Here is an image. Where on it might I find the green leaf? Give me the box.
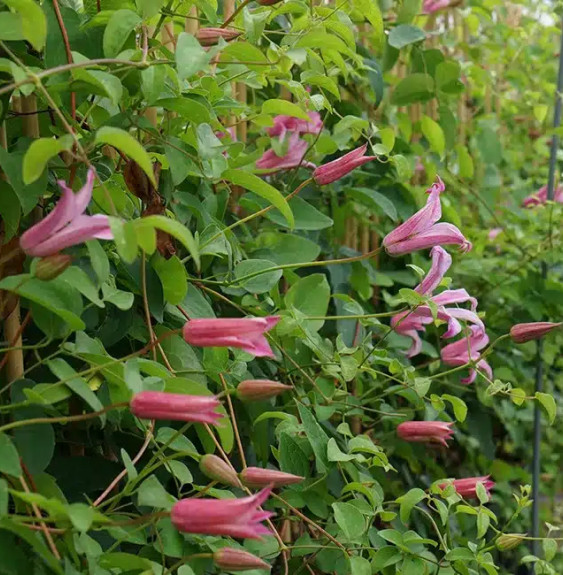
[234,259,282,294]
[152,255,188,305]
[99,553,153,572]
[0,180,20,240]
[396,488,426,524]
[371,546,403,570]
[477,510,490,538]
[543,538,557,562]
[401,556,425,575]
[96,127,155,185]
[176,32,210,79]
[87,240,110,286]
[436,61,464,93]
[442,394,467,422]
[279,433,310,477]
[421,115,445,157]
[332,502,365,540]
[223,169,294,227]
[348,187,398,221]
[137,475,176,510]
[0,479,7,517]
[67,503,95,532]
[285,274,330,332]
[327,438,355,462]
[59,266,104,308]
[0,274,85,330]
[397,0,422,24]
[353,0,383,48]
[0,433,22,477]
[391,74,434,105]
[157,97,212,124]
[167,460,193,485]
[535,392,556,424]
[262,99,310,120]
[103,9,141,57]
[446,548,475,562]
[456,144,474,178]
[109,218,138,264]
[297,403,329,473]
[72,69,123,106]
[388,25,425,49]
[141,64,166,104]
[252,232,320,265]
[0,13,24,41]
[136,0,165,19]
[134,215,200,270]
[295,30,350,55]
[2,0,46,50]
[349,556,371,575]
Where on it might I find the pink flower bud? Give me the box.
[439,476,495,499]
[200,454,241,487]
[509,322,562,344]
[236,379,292,401]
[240,467,304,488]
[312,144,376,186]
[213,548,270,571]
[397,421,454,446]
[197,27,241,47]
[34,254,73,281]
[130,391,221,425]
[258,0,282,5]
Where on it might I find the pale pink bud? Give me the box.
[313,144,376,186]
[171,488,273,539]
[200,454,241,487]
[183,316,280,357]
[34,254,73,281]
[240,467,304,488]
[439,476,495,499]
[397,421,454,446]
[130,391,221,425]
[509,322,561,344]
[213,548,270,571]
[197,27,241,47]
[496,534,527,551]
[236,380,292,401]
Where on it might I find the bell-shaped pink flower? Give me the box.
[197,27,241,47]
[130,391,221,424]
[397,421,454,446]
[313,144,376,186]
[522,185,563,207]
[268,112,322,142]
[171,488,273,539]
[256,134,315,172]
[213,548,270,571]
[240,467,304,488]
[382,177,471,255]
[236,379,292,401]
[20,168,113,257]
[423,0,451,14]
[440,325,492,384]
[183,316,280,357]
[510,322,561,343]
[440,476,495,499]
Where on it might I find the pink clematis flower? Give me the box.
[397,421,454,446]
[313,144,377,186]
[240,467,304,488]
[391,247,482,357]
[510,322,562,343]
[268,112,322,142]
[20,168,113,257]
[440,325,492,384]
[423,0,451,14]
[256,134,315,172]
[183,316,280,357]
[522,185,563,207]
[440,476,495,499]
[130,391,222,424]
[382,177,471,255]
[171,488,273,539]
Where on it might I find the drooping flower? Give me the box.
[171,488,273,539]
[522,184,563,207]
[397,421,454,446]
[268,112,322,142]
[240,467,304,488]
[197,27,241,47]
[423,0,451,14]
[200,454,242,487]
[313,144,377,186]
[183,316,280,357]
[415,246,452,296]
[213,548,270,571]
[130,391,221,424]
[382,177,471,255]
[440,476,495,499]
[20,168,113,257]
[509,322,562,344]
[440,325,492,384]
[236,379,292,401]
[256,134,315,172]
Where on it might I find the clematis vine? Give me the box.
[20,168,113,257]
[130,391,222,424]
[382,177,471,255]
[440,325,492,384]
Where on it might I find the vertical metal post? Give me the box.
[531,19,563,557]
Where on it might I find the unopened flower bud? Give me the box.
[213,548,270,571]
[34,254,72,281]
[236,379,292,402]
[258,0,283,4]
[496,533,526,551]
[197,27,241,47]
[240,467,304,488]
[312,144,376,186]
[200,454,241,487]
[510,322,561,344]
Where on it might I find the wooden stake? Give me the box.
[185,6,199,34]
